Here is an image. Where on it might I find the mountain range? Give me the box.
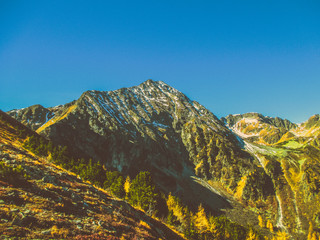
[4,79,320,239]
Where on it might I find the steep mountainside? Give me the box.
[291,114,320,146]
[225,113,320,239]
[7,80,320,239]
[9,81,273,210]
[0,110,185,239]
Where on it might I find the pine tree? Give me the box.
[246,228,259,240]
[308,222,314,240]
[166,193,185,223]
[274,231,290,240]
[195,204,209,234]
[104,171,121,189]
[127,171,158,212]
[267,220,274,232]
[208,215,218,237]
[110,176,125,198]
[258,214,264,228]
[124,176,131,195]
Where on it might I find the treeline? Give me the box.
[22,135,264,240]
[22,136,163,213]
[166,193,264,240]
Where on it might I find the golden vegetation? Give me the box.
[234,175,247,199]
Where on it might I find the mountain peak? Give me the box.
[144,78,157,84]
[138,79,175,91]
[303,114,320,129]
[6,80,320,239]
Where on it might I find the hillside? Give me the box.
[225,113,320,239]
[7,80,320,239]
[0,110,185,239]
[8,80,271,211]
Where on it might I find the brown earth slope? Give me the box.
[0,110,185,239]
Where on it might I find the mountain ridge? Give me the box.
[5,79,320,239]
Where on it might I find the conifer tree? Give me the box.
[246,228,259,240]
[258,214,264,228]
[308,222,314,240]
[267,220,274,232]
[124,176,131,195]
[110,175,125,198]
[195,204,209,234]
[127,171,158,212]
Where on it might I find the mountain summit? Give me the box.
[8,80,260,211]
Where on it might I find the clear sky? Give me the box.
[1,1,319,123]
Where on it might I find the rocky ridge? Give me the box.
[222,113,297,145]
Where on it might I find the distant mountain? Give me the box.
[7,80,320,239]
[302,114,320,129]
[222,112,297,145]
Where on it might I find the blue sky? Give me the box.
[1,1,319,123]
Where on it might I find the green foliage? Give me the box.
[166,192,263,240]
[209,215,249,240]
[167,210,180,226]
[21,133,264,239]
[0,161,29,186]
[23,135,72,168]
[103,171,121,189]
[104,171,125,198]
[303,159,320,195]
[184,218,198,240]
[22,134,107,186]
[183,210,198,240]
[50,146,69,166]
[127,171,158,212]
[21,132,129,199]
[23,135,51,156]
[73,158,106,186]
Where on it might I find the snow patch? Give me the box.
[151,121,169,129]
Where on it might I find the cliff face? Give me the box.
[7,80,320,239]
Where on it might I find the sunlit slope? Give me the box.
[226,112,320,238]
[7,80,320,239]
[0,110,186,239]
